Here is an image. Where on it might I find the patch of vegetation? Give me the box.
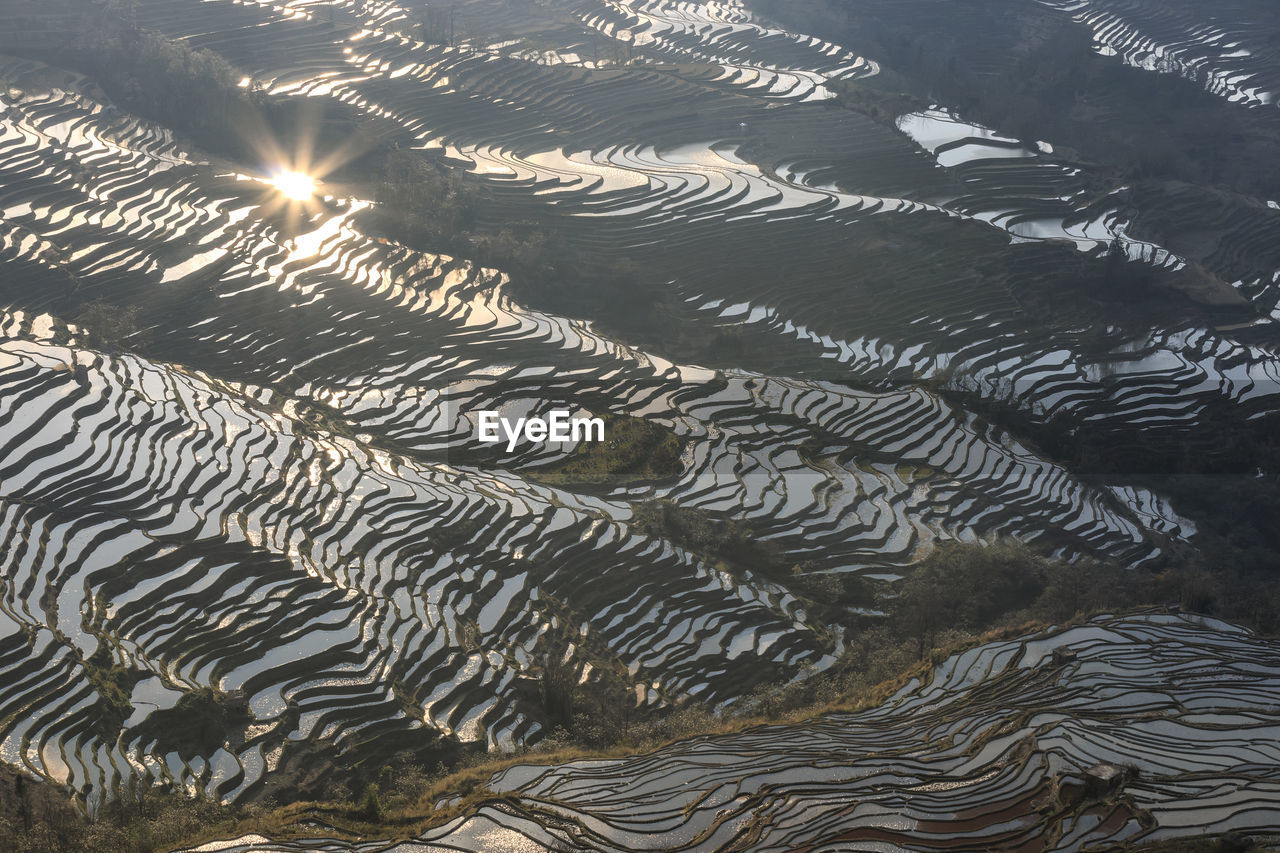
[936,366,1280,591]
[687,544,1280,731]
[358,783,383,822]
[893,541,1115,655]
[71,299,144,352]
[0,764,91,853]
[618,508,1280,716]
[0,760,258,853]
[629,500,872,614]
[526,595,640,749]
[78,594,145,732]
[526,414,682,487]
[130,687,251,758]
[1129,836,1267,853]
[79,632,145,738]
[368,150,480,254]
[631,500,782,574]
[365,171,668,331]
[249,722,459,812]
[1147,475,1280,597]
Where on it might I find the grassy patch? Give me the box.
[631,499,776,565]
[1128,837,1271,853]
[82,645,143,738]
[71,300,145,353]
[131,687,251,758]
[525,414,682,487]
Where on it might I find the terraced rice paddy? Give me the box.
[0,0,1278,837]
[185,613,1280,850]
[107,0,1280,442]
[1039,0,1280,107]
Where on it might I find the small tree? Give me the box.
[359,783,382,821]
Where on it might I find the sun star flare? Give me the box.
[271,169,316,201]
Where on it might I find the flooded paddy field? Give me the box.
[0,0,1279,848]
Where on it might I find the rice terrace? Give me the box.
[0,0,1279,850]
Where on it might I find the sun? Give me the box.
[271,170,316,201]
